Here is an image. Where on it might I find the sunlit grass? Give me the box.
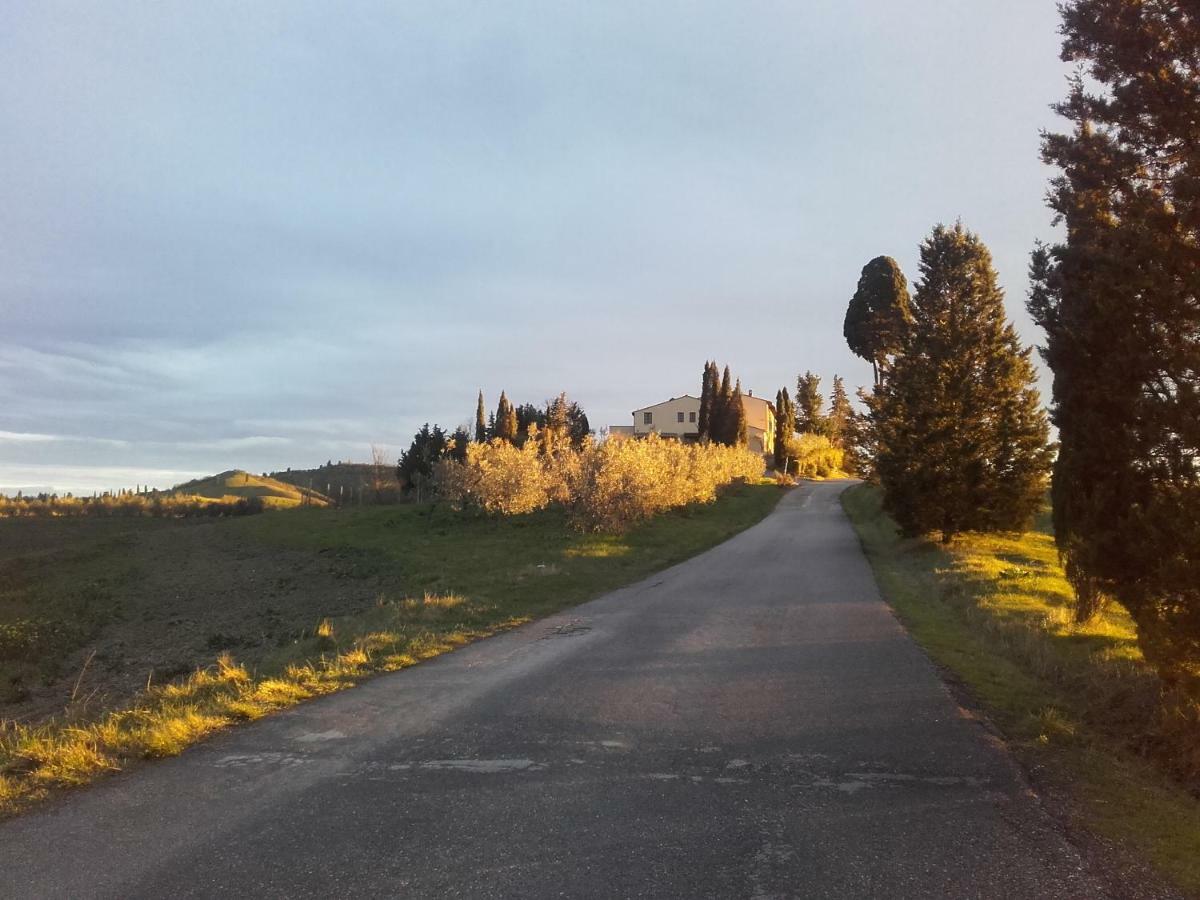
[0,482,783,818]
[842,484,1200,896]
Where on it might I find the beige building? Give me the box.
[624,392,776,456]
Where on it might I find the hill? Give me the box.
[170,470,330,508]
[269,462,400,504]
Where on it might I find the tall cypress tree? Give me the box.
[715,365,734,445]
[844,256,913,386]
[872,223,1052,542]
[698,361,717,440]
[474,391,487,443]
[731,380,748,448]
[774,387,795,469]
[494,391,518,444]
[1029,0,1200,696]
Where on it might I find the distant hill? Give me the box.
[170,470,331,509]
[269,462,400,504]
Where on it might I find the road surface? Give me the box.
[0,482,1115,898]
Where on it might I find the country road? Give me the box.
[0,482,1116,898]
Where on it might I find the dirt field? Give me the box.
[0,515,398,725]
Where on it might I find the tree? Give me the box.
[474,391,487,443]
[1028,1,1200,698]
[713,365,734,445]
[698,361,718,440]
[449,426,471,463]
[494,391,518,443]
[871,223,1052,542]
[773,388,795,470]
[795,371,825,435]
[844,256,913,386]
[514,402,545,445]
[731,380,748,447]
[397,424,449,496]
[827,376,854,456]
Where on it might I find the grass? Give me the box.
[842,483,1200,897]
[170,469,329,508]
[0,480,783,816]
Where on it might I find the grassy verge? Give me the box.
[0,481,783,816]
[842,483,1200,896]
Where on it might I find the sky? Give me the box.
[1,1,1069,494]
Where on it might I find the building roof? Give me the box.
[631,394,699,415]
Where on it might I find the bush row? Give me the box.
[436,432,764,532]
[0,494,266,519]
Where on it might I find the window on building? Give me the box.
[677,412,685,423]
[689,411,697,423]
[643,412,653,425]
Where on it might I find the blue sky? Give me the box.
[2,1,1067,493]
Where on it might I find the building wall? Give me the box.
[632,395,701,438]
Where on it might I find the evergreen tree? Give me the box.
[773,387,795,470]
[1029,0,1200,696]
[494,391,518,443]
[715,365,734,445]
[449,426,471,463]
[698,361,718,440]
[844,256,913,386]
[474,391,487,443]
[872,223,1052,542]
[514,402,545,445]
[795,371,825,435]
[827,376,854,453]
[397,423,449,490]
[731,380,748,448]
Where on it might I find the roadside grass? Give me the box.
[0,481,783,816]
[842,483,1200,896]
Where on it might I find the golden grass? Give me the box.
[842,484,1200,896]
[0,604,493,816]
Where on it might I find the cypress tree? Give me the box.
[494,391,518,444]
[731,380,748,448]
[715,365,734,445]
[872,223,1052,542]
[698,361,717,440]
[1029,0,1200,697]
[795,371,825,435]
[844,256,913,386]
[474,391,487,443]
[773,387,795,470]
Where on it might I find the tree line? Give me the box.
[843,0,1200,726]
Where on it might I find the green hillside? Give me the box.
[270,462,400,504]
[170,470,329,508]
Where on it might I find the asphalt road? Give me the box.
[0,482,1117,898]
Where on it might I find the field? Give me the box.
[0,481,783,814]
[842,484,1200,897]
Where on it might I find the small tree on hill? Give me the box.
[871,223,1052,542]
[844,255,913,386]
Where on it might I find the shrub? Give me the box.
[437,433,764,532]
[788,433,844,478]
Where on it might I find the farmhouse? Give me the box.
[621,393,776,456]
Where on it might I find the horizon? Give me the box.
[3,2,1066,494]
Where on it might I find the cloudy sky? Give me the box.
[2,1,1066,493]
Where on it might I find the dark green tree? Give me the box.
[494,391,518,444]
[844,256,913,386]
[474,391,487,443]
[731,380,748,448]
[871,223,1052,542]
[514,402,545,445]
[714,365,734,445]
[1028,0,1200,699]
[795,371,826,435]
[397,423,449,491]
[773,387,795,470]
[698,361,718,440]
[449,426,471,463]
